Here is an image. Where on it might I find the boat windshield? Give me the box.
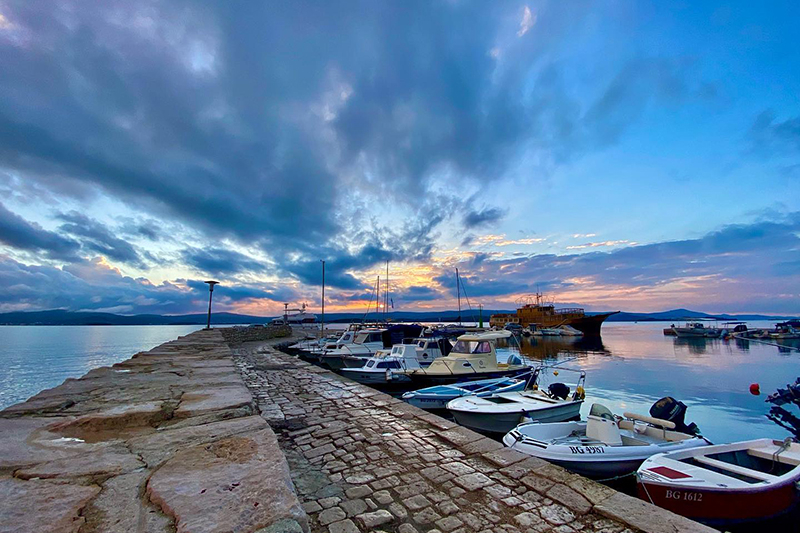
[451,340,492,354]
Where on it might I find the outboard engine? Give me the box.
[650,397,700,435]
[548,382,570,400]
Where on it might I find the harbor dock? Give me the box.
[0,328,715,533]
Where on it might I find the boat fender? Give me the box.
[633,421,648,434]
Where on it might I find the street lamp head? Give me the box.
[204,280,219,292]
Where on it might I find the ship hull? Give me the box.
[564,312,619,337]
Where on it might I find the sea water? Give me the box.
[0,325,203,409]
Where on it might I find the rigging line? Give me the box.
[459,274,478,323]
[362,277,378,323]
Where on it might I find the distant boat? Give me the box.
[637,438,800,526]
[489,292,618,336]
[271,303,317,325]
[671,322,721,338]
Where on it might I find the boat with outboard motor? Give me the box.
[399,330,531,386]
[672,322,721,338]
[402,374,533,410]
[636,438,800,526]
[447,366,586,434]
[503,397,709,478]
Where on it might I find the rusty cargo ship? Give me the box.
[489,295,618,337]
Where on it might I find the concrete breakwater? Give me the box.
[0,329,714,533]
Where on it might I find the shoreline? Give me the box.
[0,327,714,533]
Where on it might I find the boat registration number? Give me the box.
[568,446,605,454]
[665,490,703,502]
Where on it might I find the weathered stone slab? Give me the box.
[0,417,97,472]
[14,445,143,481]
[80,471,173,533]
[128,415,267,468]
[146,428,307,533]
[173,386,253,418]
[594,492,717,533]
[0,477,100,533]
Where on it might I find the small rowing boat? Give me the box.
[636,438,800,526]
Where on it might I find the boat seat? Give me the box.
[747,447,800,466]
[586,415,622,446]
[693,456,779,481]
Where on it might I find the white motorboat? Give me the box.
[402,374,532,410]
[636,438,800,526]
[447,366,585,434]
[400,331,531,386]
[503,399,710,478]
[340,344,432,385]
[320,328,388,369]
[672,322,721,338]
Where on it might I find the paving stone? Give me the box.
[453,472,493,491]
[413,506,443,524]
[389,502,408,519]
[356,509,394,528]
[319,496,342,508]
[547,484,592,515]
[302,501,323,513]
[438,500,460,515]
[539,504,576,526]
[340,498,368,517]
[398,524,420,533]
[440,461,475,475]
[374,489,393,505]
[345,485,372,499]
[319,507,347,525]
[328,518,359,533]
[435,515,464,532]
[404,494,431,511]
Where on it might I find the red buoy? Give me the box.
[749,383,760,395]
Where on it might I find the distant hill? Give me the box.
[0,308,795,326]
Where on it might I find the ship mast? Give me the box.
[456,267,461,325]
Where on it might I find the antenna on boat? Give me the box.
[320,260,325,339]
[385,260,389,321]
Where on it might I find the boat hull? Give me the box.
[565,312,618,337]
[320,354,368,370]
[636,478,800,525]
[405,368,529,387]
[451,401,581,435]
[339,369,410,385]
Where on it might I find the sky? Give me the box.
[0,1,798,317]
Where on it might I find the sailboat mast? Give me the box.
[320,260,325,338]
[385,261,389,320]
[456,267,461,325]
[376,276,380,322]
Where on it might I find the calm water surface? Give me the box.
[498,321,800,444]
[0,325,203,409]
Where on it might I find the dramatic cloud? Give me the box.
[0,2,796,315]
[0,203,80,260]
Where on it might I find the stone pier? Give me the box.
[0,329,715,533]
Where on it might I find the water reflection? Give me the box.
[487,322,800,444]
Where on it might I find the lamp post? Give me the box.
[204,281,219,330]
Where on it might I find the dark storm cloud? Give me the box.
[0,0,713,292]
[0,203,80,260]
[181,247,268,277]
[0,255,293,314]
[57,212,146,267]
[463,207,505,229]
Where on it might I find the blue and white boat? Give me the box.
[401,374,532,410]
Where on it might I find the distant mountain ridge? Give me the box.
[0,308,795,325]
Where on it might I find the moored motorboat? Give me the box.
[672,322,721,338]
[447,367,585,434]
[401,374,531,410]
[636,438,800,525]
[503,398,709,478]
[321,324,424,370]
[399,331,531,386]
[340,344,429,385]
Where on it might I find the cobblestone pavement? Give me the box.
[233,342,711,533]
